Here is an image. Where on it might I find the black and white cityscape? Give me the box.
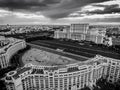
[0,0,120,90]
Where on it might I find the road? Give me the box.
[29,40,120,59]
[27,43,89,62]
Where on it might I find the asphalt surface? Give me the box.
[28,40,120,60]
[27,43,89,61]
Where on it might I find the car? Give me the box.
[79,43,84,45]
[56,48,64,52]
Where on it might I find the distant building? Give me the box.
[90,24,120,28]
[103,36,113,46]
[112,37,120,45]
[54,26,70,39]
[0,36,9,47]
[69,23,89,40]
[86,27,106,44]
[54,23,89,41]
[54,23,107,44]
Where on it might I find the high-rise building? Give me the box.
[54,26,70,39]
[54,23,107,44]
[86,27,106,44]
[54,23,89,41]
[69,24,89,40]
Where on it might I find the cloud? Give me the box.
[0,0,110,19]
[14,12,45,19]
[86,4,120,15]
[95,0,120,6]
[64,13,120,20]
[0,0,61,12]
[42,0,111,19]
[1,12,120,25]
[1,0,120,25]
[0,9,12,17]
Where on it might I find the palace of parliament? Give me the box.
[0,23,120,90]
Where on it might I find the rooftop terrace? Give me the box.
[13,67,31,79]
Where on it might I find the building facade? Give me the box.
[54,23,89,41]
[54,26,70,39]
[86,27,106,44]
[69,24,89,41]
[4,55,120,90]
[0,37,26,69]
[54,23,107,44]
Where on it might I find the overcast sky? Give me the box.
[0,0,120,25]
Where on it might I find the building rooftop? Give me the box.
[13,67,31,79]
[31,69,44,74]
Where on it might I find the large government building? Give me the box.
[54,24,106,44]
[54,23,120,45]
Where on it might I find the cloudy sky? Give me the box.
[0,0,120,25]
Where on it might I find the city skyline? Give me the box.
[0,0,120,25]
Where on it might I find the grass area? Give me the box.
[30,39,120,59]
[22,48,78,66]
